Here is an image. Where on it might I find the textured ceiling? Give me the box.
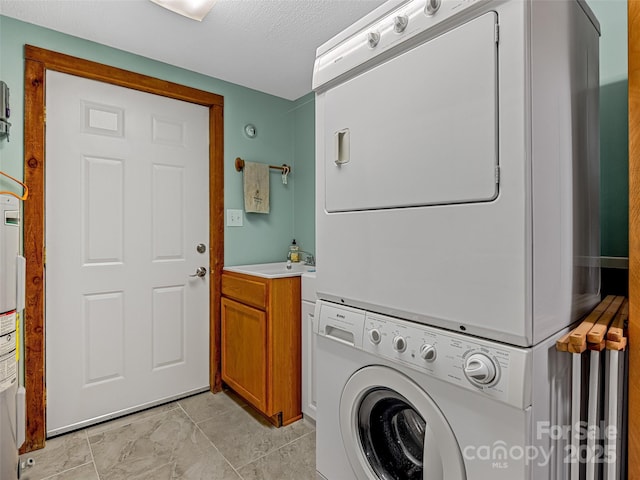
[0,0,387,100]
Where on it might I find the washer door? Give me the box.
[340,366,466,480]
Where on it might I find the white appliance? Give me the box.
[313,0,601,346]
[0,194,25,480]
[315,300,572,480]
[0,196,19,313]
[301,271,317,421]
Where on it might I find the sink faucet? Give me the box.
[299,251,315,266]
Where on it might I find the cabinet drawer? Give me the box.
[222,273,267,310]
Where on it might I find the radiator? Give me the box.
[556,295,628,480]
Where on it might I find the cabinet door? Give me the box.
[221,297,268,412]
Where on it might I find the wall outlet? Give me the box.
[227,209,243,227]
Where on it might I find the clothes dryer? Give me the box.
[315,300,575,480]
[313,0,601,346]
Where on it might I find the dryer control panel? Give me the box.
[313,0,492,90]
[316,300,531,409]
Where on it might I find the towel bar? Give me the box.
[235,157,291,174]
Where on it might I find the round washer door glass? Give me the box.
[358,388,426,479]
[340,366,466,480]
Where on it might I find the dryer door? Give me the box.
[340,366,466,480]
[322,11,499,212]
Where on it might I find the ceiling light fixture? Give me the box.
[149,0,218,21]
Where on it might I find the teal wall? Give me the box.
[587,1,629,258]
[0,15,317,267]
[292,93,316,258]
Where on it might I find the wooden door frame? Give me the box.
[630,1,639,476]
[22,45,224,452]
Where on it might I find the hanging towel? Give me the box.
[243,161,270,214]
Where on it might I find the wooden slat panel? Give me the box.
[556,331,572,352]
[557,296,624,354]
[606,337,628,351]
[586,296,625,344]
[587,339,606,352]
[569,295,615,345]
[607,300,629,342]
[568,341,587,355]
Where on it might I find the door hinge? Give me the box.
[495,24,500,44]
[495,166,501,184]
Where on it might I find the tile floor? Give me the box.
[20,390,316,480]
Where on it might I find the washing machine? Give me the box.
[315,300,573,480]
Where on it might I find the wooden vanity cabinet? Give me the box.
[221,271,302,426]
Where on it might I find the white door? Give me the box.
[45,71,210,436]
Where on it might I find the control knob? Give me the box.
[464,353,497,386]
[419,344,437,362]
[367,31,381,48]
[368,328,382,345]
[425,0,441,16]
[394,15,409,33]
[392,335,407,353]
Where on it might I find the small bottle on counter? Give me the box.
[288,239,300,263]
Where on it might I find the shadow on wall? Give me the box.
[600,79,629,259]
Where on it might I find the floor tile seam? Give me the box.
[269,428,316,453]
[86,404,182,438]
[36,460,96,480]
[224,404,283,471]
[214,407,316,471]
[230,428,315,472]
[176,402,198,424]
[191,413,245,479]
[84,428,102,479]
[180,405,245,432]
[177,399,247,425]
[232,450,268,472]
[239,430,315,468]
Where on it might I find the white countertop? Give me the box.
[224,261,316,279]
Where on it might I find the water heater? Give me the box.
[0,194,23,480]
[1,195,19,313]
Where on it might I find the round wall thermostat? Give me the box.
[244,124,257,138]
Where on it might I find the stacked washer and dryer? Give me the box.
[312,0,601,479]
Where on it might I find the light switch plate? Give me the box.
[227,209,243,227]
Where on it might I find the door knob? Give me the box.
[189,267,207,278]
